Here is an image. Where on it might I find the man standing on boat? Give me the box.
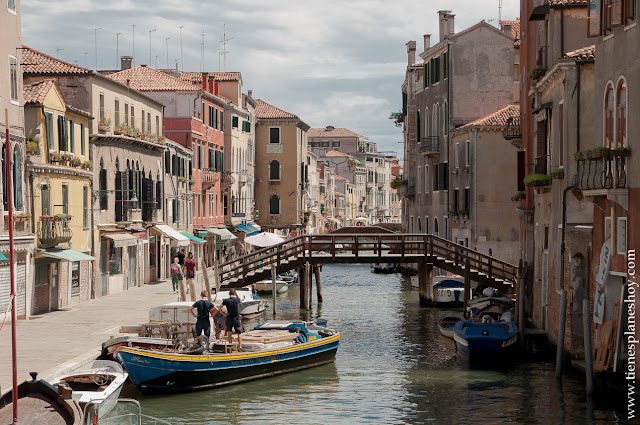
[190,291,216,339]
[221,288,243,348]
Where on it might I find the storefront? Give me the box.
[151,225,191,281]
[100,232,138,295]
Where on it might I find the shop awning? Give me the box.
[196,229,209,238]
[235,223,260,236]
[181,232,206,244]
[103,232,138,247]
[0,252,9,261]
[154,225,190,247]
[41,248,95,262]
[207,227,237,241]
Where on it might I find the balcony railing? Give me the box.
[238,169,249,186]
[419,136,440,155]
[221,171,234,188]
[575,151,629,191]
[38,217,73,248]
[502,115,522,140]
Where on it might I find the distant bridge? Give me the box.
[218,234,519,295]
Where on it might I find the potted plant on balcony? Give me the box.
[528,65,547,81]
[460,210,469,219]
[26,139,40,155]
[523,173,552,187]
[551,167,564,179]
[82,160,92,169]
[53,213,72,221]
[98,117,111,132]
[390,178,406,190]
[613,146,631,158]
[511,191,526,202]
[574,151,588,161]
[49,152,61,163]
[5,213,30,222]
[71,156,82,167]
[588,146,612,159]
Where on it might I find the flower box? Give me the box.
[551,168,564,179]
[613,147,631,158]
[523,173,552,187]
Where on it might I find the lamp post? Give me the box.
[94,27,102,70]
[148,29,156,66]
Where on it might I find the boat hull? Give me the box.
[117,334,340,394]
[254,280,290,294]
[453,321,518,359]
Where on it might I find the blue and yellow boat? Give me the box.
[116,320,340,394]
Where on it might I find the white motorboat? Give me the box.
[50,360,127,419]
[254,279,291,294]
[433,275,465,307]
[212,287,267,318]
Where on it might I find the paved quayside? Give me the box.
[0,281,175,393]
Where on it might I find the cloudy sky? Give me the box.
[22,0,519,158]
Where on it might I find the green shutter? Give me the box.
[443,52,448,79]
[232,116,238,128]
[423,64,427,88]
[202,102,206,123]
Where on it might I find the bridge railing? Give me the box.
[218,234,518,285]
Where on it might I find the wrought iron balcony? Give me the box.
[419,136,440,155]
[575,150,630,191]
[502,115,522,141]
[38,216,73,248]
[238,169,249,187]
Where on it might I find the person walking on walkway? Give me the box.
[170,257,182,293]
[184,252,197,301]
[190,291,216,339]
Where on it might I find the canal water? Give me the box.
[122,264,628,424]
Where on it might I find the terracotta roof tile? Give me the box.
[66,104,92,118]
[179,71,240,84]
[23,79,56,104]
[308,127,366,138]
[324,150,352,158]
[500,19,521,46]
[255,99,298,119]
[108,65,202,91]
[548,0,588,5]
[22,45,93,75]
[564,44,595,60]
[457,105,520,130]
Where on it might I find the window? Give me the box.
[208,105,214,127]
[80,123,85,155]
[269,160,280,180]
[559,102,564,167]
[156,115,160,135]
[57,115,68,151]
[625,0,636,24]
[617,217,627,254]
[425,216,429,234]
[423,63,429,88]
[114,99,120,127]
[321,141,330,148]
[332,140,340,147]
[9,56,18,102]
[83,185,89,229]
[410,216,414,233]
[454,142,460,169]
[99,94,105,119]
[71,262,80,295]
[124,103,129,125]
[589,0,603,36]
[417,217,422,233]
[464,187,470,215]
[434,217,439,236]
[45,112,54,150]
[269,127,280,144]
[605,84,615,148]
[147,112,151,133]
[243,120,250,132]
[130,105,135,128]
[209,194,214,217]
[108,242,122,275]
[269,194,280,214]
[41,185,51,216]
[220,111,224,131]
[232,116,239,128]
[465,140,470,167]
[61,183,69,215]
[141,109,145,133]
[8,0,16,10]
[99,164,108,210]
[12,149,22,210]
[202,102,206,123]
[454,188,459,212]
[69,120,75,153]
[616,79,627,148]
[425,165,429,193]
[443,51,448,79]
[444,101,448,135]
[610,0,623,27]
[590,0,636,36]
[417,166,421,193]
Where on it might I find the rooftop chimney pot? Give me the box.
[120,56,133,71]
[406,40,417,65]
[438,10,455,41]
[423,35,431,52]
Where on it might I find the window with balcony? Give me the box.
[147,112,151,133]
[269,194,280,214]
[114,99,120,127]
[616,79,627,148]
[605,84,615,148]
[124,103,129,125]
[41,185,51,216]
[99,94,105,119]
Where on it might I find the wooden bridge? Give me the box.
[217,234,519,302]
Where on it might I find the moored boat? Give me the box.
[453,320,519,358]
[212,287,267,318]
[253,279,291,294]
[0,373,83,425]
[438,311,466,339]
[116,320,340,394]
[432,276,465,307]
[49,360,127,420]
[102,336,174,361]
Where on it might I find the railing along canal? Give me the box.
[219,234,518,285]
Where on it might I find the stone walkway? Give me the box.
[0,280,179,393]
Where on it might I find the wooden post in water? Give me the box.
[304,262,311,310]
[201,259,212,302]
[299,266,307,309]
[418,262,429,307]
[463,258,471,315]
[517,260,525,349]
[271,265,278,316]
[314,265,323,303]
[426,264,434,303]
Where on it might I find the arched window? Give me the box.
[269,160,280,180]
[424,107,429,138]
[13,148,22,210]
[604,84,615,148]
[616,79,627,148]
[434,217,439,236]
[269,194,280,214]
[425,216,429,234]
[417,217,422,233]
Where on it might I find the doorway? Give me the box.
[128,246,137,288]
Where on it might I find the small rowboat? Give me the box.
[254,279,291,294]
[438,311,466,339]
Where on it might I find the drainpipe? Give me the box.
[560,9,565,57]
[556,182,577,377]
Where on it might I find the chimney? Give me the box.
[502,23,512,35]
[326,125,335,131]
[406,41,417,65]
[438,10,455,41]
[214,81,220,96]
[120,56,133,71]
[423,35,431,52]
[126,79,130,87]
[201,72,208,91]
[247,90,253,98]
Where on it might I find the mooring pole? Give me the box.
[6,119,18,423]
[517,260,525,350]
[304,262,311,310]
[271,265,277,316]
[463,258,471,315]
[314,265,323,303]
[299,266,306,309]
[418,262,429,307]
[201,259,212,302]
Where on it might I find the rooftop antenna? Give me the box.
[165,37,170,68]
[218,23,234,72]
[56,47,63,59]
[83,52,88,68]
[94,28,102,70]
[116,32,122,69]
[131,24,136,67]
[179,25,184,71]
[499,0,503,23]
[200,28,206,72]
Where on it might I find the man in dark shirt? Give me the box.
[190,291,216,339]
[176,249,186,266]
[222,288,243,347]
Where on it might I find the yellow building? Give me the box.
[24,79,95,314]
